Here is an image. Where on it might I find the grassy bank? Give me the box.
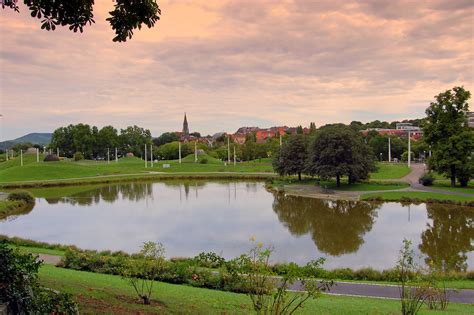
[6,237,473,290]
[369,163,411,180]
[362,191,474,204]
[39,264,473,314]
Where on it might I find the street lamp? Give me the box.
[379,152,382,162]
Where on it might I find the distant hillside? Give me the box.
[0,133,52,150]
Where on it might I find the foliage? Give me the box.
[423,86,474,187]
[397,239,430,315]
[153,132,179,147]
[50,123,152,159]
[193,252,225,268]
[121,242,166,305]
[73,152,84,161]
[273,134,307,180]
[0,241,78,314]
[7,190,35,204]
[231,240,332,314]
[199,158,208,164]
[306,125,375,186]
[418,173,435,186]
[43,154,59,161]
[2,0,161,42]
[156,141,194,160]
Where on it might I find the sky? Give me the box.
[1,0,473,140]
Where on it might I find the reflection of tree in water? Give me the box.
[419,203,473,272]
[45,182,154,205]
[272,193,379,256]
[0,203,35,221]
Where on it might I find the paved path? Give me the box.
[37,254,474,304]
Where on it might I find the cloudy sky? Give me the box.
[1,0,473,140]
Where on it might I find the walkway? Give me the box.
[37,254,474,304]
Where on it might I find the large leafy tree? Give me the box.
[2,0,161,42]
[273,134,308,181]
[423,86,474,187]
[153,132,179,147]
[307,125,375,187]
[119,125,152,157]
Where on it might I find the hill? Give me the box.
[0,133,52,150]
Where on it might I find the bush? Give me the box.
[419,173,435,186]
[73,152,84,161]
[200,158,208,164]
[7,190,35,204]
[0,241,77,314]
[44,154,59,162]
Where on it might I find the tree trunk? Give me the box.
[336,175,340,187]
[298,172,301,181]
[142,295,150,305]
[450,165,456,187]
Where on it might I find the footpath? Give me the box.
[37,254,474,304]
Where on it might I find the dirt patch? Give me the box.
[116,294,165,308]
[75,294,164,314]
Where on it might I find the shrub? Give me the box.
[73,152,84,161]
[200,158,208,164]
[7,190,35,204]
[419,173,435,186]
[0,241,77,314]
[43,154,59,162]
[121,242,166,305]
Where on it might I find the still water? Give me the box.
[1,180,473,271]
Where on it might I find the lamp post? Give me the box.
[179,141,182,164]
[388,137,391,162]
[379,152,382,162]
[407,131,411,168]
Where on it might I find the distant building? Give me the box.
[182,113,189,138]
[467,112,474,128]
[396,122,421,131]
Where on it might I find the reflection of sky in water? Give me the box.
[1,181,472,270]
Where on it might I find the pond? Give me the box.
[1,180,473,271]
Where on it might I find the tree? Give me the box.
[2,0,161,42]
[273,134,308,180]
[119,125,152,157]
[97,125,119,157]
[309,122,317,135]
[153,132,179,147]
[306,125,375,187]
[423,87,474,187]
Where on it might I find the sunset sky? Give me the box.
[1,0,473,140]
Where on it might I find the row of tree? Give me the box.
[50,124,152,159]
[274,125,375,186]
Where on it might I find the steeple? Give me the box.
[182,112,189,137]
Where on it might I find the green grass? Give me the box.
[323,181,409,191]
[369,163,411,179]
[431,182,474,195]
[18,245,65,257]
[362,191,474,203]
[0,154,274,185]
[38,264,473,314]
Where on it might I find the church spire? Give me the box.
[182,112,189,137]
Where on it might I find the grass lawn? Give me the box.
[0,154,274,184]
[431,182,474,195]
[361,191,474,203]
[39,264,473,314]
[323,181,409,191]
[369,163,411,180]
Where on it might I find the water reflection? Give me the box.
[0,203,35,222]
[419,203,474,272]
[272,193,380,256]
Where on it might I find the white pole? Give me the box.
[279,134,282,147]
[115,147,118,162]
[408,131,411,168]
[429,145,432,158]
[5,150,8,161]
[36,148,39,163]
[150,144,153,167]
[388,137,391,162]
[227,136,230,164]
[20,150,23,166]
[107,148,110,164]
[233,145,236,166]
[179,142,182,164]
[194,141,197,162]
[144,144,148,168]
[57,148,59,158]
